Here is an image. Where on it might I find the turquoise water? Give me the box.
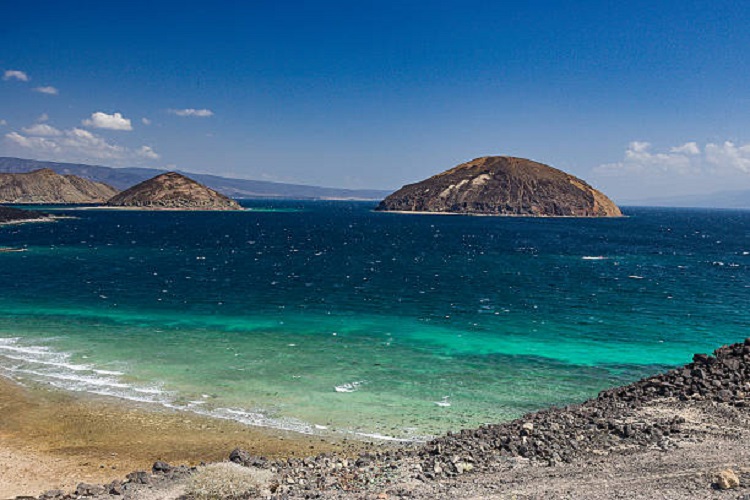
[0,202,748,440]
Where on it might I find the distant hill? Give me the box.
[0,168,118,203]
[622,190,750,209]
[378,156,622,217]
[108,172,243,210]
[0,157,389,201]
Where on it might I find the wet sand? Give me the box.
[0,377,362,498]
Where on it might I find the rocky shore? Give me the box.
[0,206,52,225]
[14,339,750,499]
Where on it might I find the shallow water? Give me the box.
[0,202,748,440]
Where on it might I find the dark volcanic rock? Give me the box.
[0,206,50,224]
[107,172,242,210]
[0,168,118,204]
[377,156,622,217]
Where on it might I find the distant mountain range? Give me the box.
[622,190,750,209]
[0,157,390,201]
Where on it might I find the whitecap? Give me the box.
[334,381,364,393]
[434,396,451,407]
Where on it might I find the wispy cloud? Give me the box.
[21,124,62,136]
[168,108,214,117]
[137,145,160,159]
[705,141,750,173]
[5,124,159,163]
[0,119,7,126]
[141,117,152,125]
[595,140,750,177]
[33,86,59,95]
[82,111,133,131]
[3,70,29,82]
[37,113,49,123]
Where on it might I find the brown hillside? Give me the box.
[107,172,242,210]
[0,169,119,204]
[377,156,621,217]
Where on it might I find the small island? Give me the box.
[0,206,53,225]
[377,156,622,217]
[107,172,243,210]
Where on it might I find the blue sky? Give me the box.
[1,1,749,201]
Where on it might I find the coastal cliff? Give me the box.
[0,168,118,204]
[377,156,622,217]
[107,172,243,210]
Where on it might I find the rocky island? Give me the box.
[377,156,622,217]
[0,206,52,225]
[0,169,118,204]
[106,172,243,210]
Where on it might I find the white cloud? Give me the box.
[596,141,705,176]
[5,126,159,164]
[168,108,214,117]
[598,140,750,178]
[6,131,62,153]
[22,124,62,136]
[137,145,160,159]
[82,111,133,131]
[705,141,750,173]
[37,113,49,123]
[0,119,7,126]
[32,86,59,95]
[141,117,151,125]
[3,70,29,82]
[593,139,750,200]
[669,142,700,155]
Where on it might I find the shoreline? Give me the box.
[375,209,628,218]
[0,215,71,227]
[6,338,750,498]
[0,377,369,498]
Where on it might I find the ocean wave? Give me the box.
[334,380,365,393]
[0,337,423,442]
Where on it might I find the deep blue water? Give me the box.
[0,202,748,440]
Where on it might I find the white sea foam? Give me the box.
[0,337,170,405]
[582,256,607,260]
[434,396,451,407]
[0,337,423,443]
[352,431,421,443]
[334,381,364,393]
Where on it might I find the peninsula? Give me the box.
[377,156,622,217]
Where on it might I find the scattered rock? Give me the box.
[152,460,172,473]
[715,468,740,490]
[75,483,105,496]
[125,470,151,484]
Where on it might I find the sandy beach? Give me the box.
[0,378,363,499]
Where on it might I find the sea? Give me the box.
[0,202,748,441]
